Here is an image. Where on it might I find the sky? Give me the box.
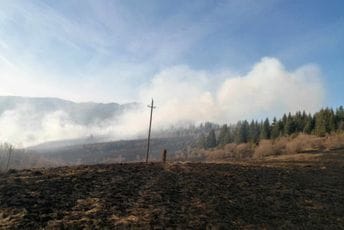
[0,0,343,125]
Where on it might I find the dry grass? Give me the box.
[324,133,344,150]
[204,133,344,161]
[235,143,254,159]
[204,149,226,161]
[255,133,344,158]
[224,143,237,158]
[264,153,323,162]
[253,140,274,159]
[286,134,324,153]
[206,143,253,161]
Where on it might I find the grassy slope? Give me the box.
[0,154,343,229]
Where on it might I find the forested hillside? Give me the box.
[198,106,344,149]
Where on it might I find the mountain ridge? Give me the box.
[0,95,140,126]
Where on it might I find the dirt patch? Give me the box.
[0,160,343,229]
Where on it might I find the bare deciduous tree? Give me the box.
[0,143,15,172]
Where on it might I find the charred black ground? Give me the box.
[0,156,343,229]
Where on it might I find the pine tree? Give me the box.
[271,117,280,139]
[260,118,271,139]
[314,108,335,136]
[204,122,214,132]
[235,121,249,143]
[255,121,261,142]
[280,113,287,136]
[294,111,302,132]
[226,126,234,143]
[206,130,217,148]
[304,114,315,134]
[329,109,336,133]
[197,133,207,149]
[284,113,296,135]
[217,124,229,146]
[301,111,308,131]
[249,120,260,143]
[336,106,344,131]
[277,119,284,136]
[315,109,326,136]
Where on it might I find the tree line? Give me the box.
[198,106,344,149]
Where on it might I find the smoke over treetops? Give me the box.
[0,57,325,147]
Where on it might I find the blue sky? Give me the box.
[0,0,343,107]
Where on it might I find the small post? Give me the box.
[162,149,167,164]
[146,99,156,163]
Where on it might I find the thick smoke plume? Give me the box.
[120,57,324,132]
[0,57,325,147]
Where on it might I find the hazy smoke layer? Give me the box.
[0,57,325,147]
[121,57,324,131]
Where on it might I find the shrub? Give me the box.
[224,143,236,158]
[286,133,325,154]
[324,133,344,150]
[253,140,274,159]
[272,137,288,155]
[205,149,226,161]
[235,143,253,159]
[205,143,253,161]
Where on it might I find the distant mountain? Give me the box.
[0,96,140,126]
[26,135,108,152]
[0,96,202,149]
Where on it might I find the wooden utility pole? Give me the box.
[146,99,156,163]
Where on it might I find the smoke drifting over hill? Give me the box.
[0,57,324,147]
[121,57,325,134]
[0,98,142,147]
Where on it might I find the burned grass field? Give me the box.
[0,157,343,229]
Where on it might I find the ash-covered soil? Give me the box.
[0,160,343,229]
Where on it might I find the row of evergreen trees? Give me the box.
[198,106,344,149]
